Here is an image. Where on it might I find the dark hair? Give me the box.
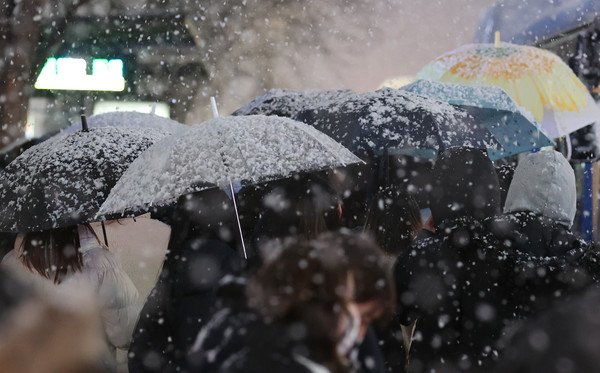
[364,187,422,256]
[316,230,396,320]
[171,187,240,253]
[249,230,395,325]
[253,173,341,244]
[18,225,92,284]
[247,239,349,372]
[430,147,501,226]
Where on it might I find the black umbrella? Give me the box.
[232,88,358,117]
[0,126,168,233]
[294,87,502,159]
[59,111,186,136]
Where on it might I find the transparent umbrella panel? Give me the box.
[97,115,362,219]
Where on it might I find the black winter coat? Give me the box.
[218,319,338,373]
[190,304,386,373]
[489,212,600,320]
[393,217,507,372]
[127,238,241,373]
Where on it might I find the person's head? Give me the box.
[171,187,239,252]
[19,225,87,284]
[247,238,349,368]
[249,230,393,345]
[254,173,342,244]
[504,150,576,228]
[364,186,422,257]
[430,147,501,228]
[316,230,395,341]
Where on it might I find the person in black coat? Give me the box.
[128,188,243,373]
[392,147,506,372]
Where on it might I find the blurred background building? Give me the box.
[3,0,496,143]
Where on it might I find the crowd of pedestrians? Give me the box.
[1,146,600,373]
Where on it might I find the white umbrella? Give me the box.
[97,115,361,219]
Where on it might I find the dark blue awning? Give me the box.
[474,0,600,45]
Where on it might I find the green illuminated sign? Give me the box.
[35,57,125,91]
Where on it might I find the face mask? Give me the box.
[336,313,361,357]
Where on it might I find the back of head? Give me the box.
[364,187,422,256]
[253,173,341,244]
[430,147,501,226]
[171,188,238,251]
[504,150,576,228]
[19,226,84,284]
[248,239,347,321]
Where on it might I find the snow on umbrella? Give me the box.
[0,127,168,233]
[97,115,361,218]
[416,39,600,139]
[293,87,502,159]
[400,80,556,160]
[59,111,186,136]
[232,88,359,117]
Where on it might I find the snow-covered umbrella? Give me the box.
[400,80,556,160]
[232,88,359,117]
[416,39,600,140]
[97,115,361,220]
[0,126,169,233]
[294,87,502,159]
[59,111,186,136]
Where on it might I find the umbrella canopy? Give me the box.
[416,42,600,139]
[400,80,556,160]
[293,87,502,159]
[0,127,168,233]
[232,88,358,117]
[97,115,361,218]
[59,111,185,136]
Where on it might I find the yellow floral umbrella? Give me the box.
[417,39,600,139]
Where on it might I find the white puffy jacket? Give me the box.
[1,226,141,349]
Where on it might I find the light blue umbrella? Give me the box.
[400,79,556,160]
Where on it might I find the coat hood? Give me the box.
[504,150,576,227]
[430,147,501,228]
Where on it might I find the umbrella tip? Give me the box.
[495,31,500,48]
[210,97,219,118]
[81,115,89,132]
